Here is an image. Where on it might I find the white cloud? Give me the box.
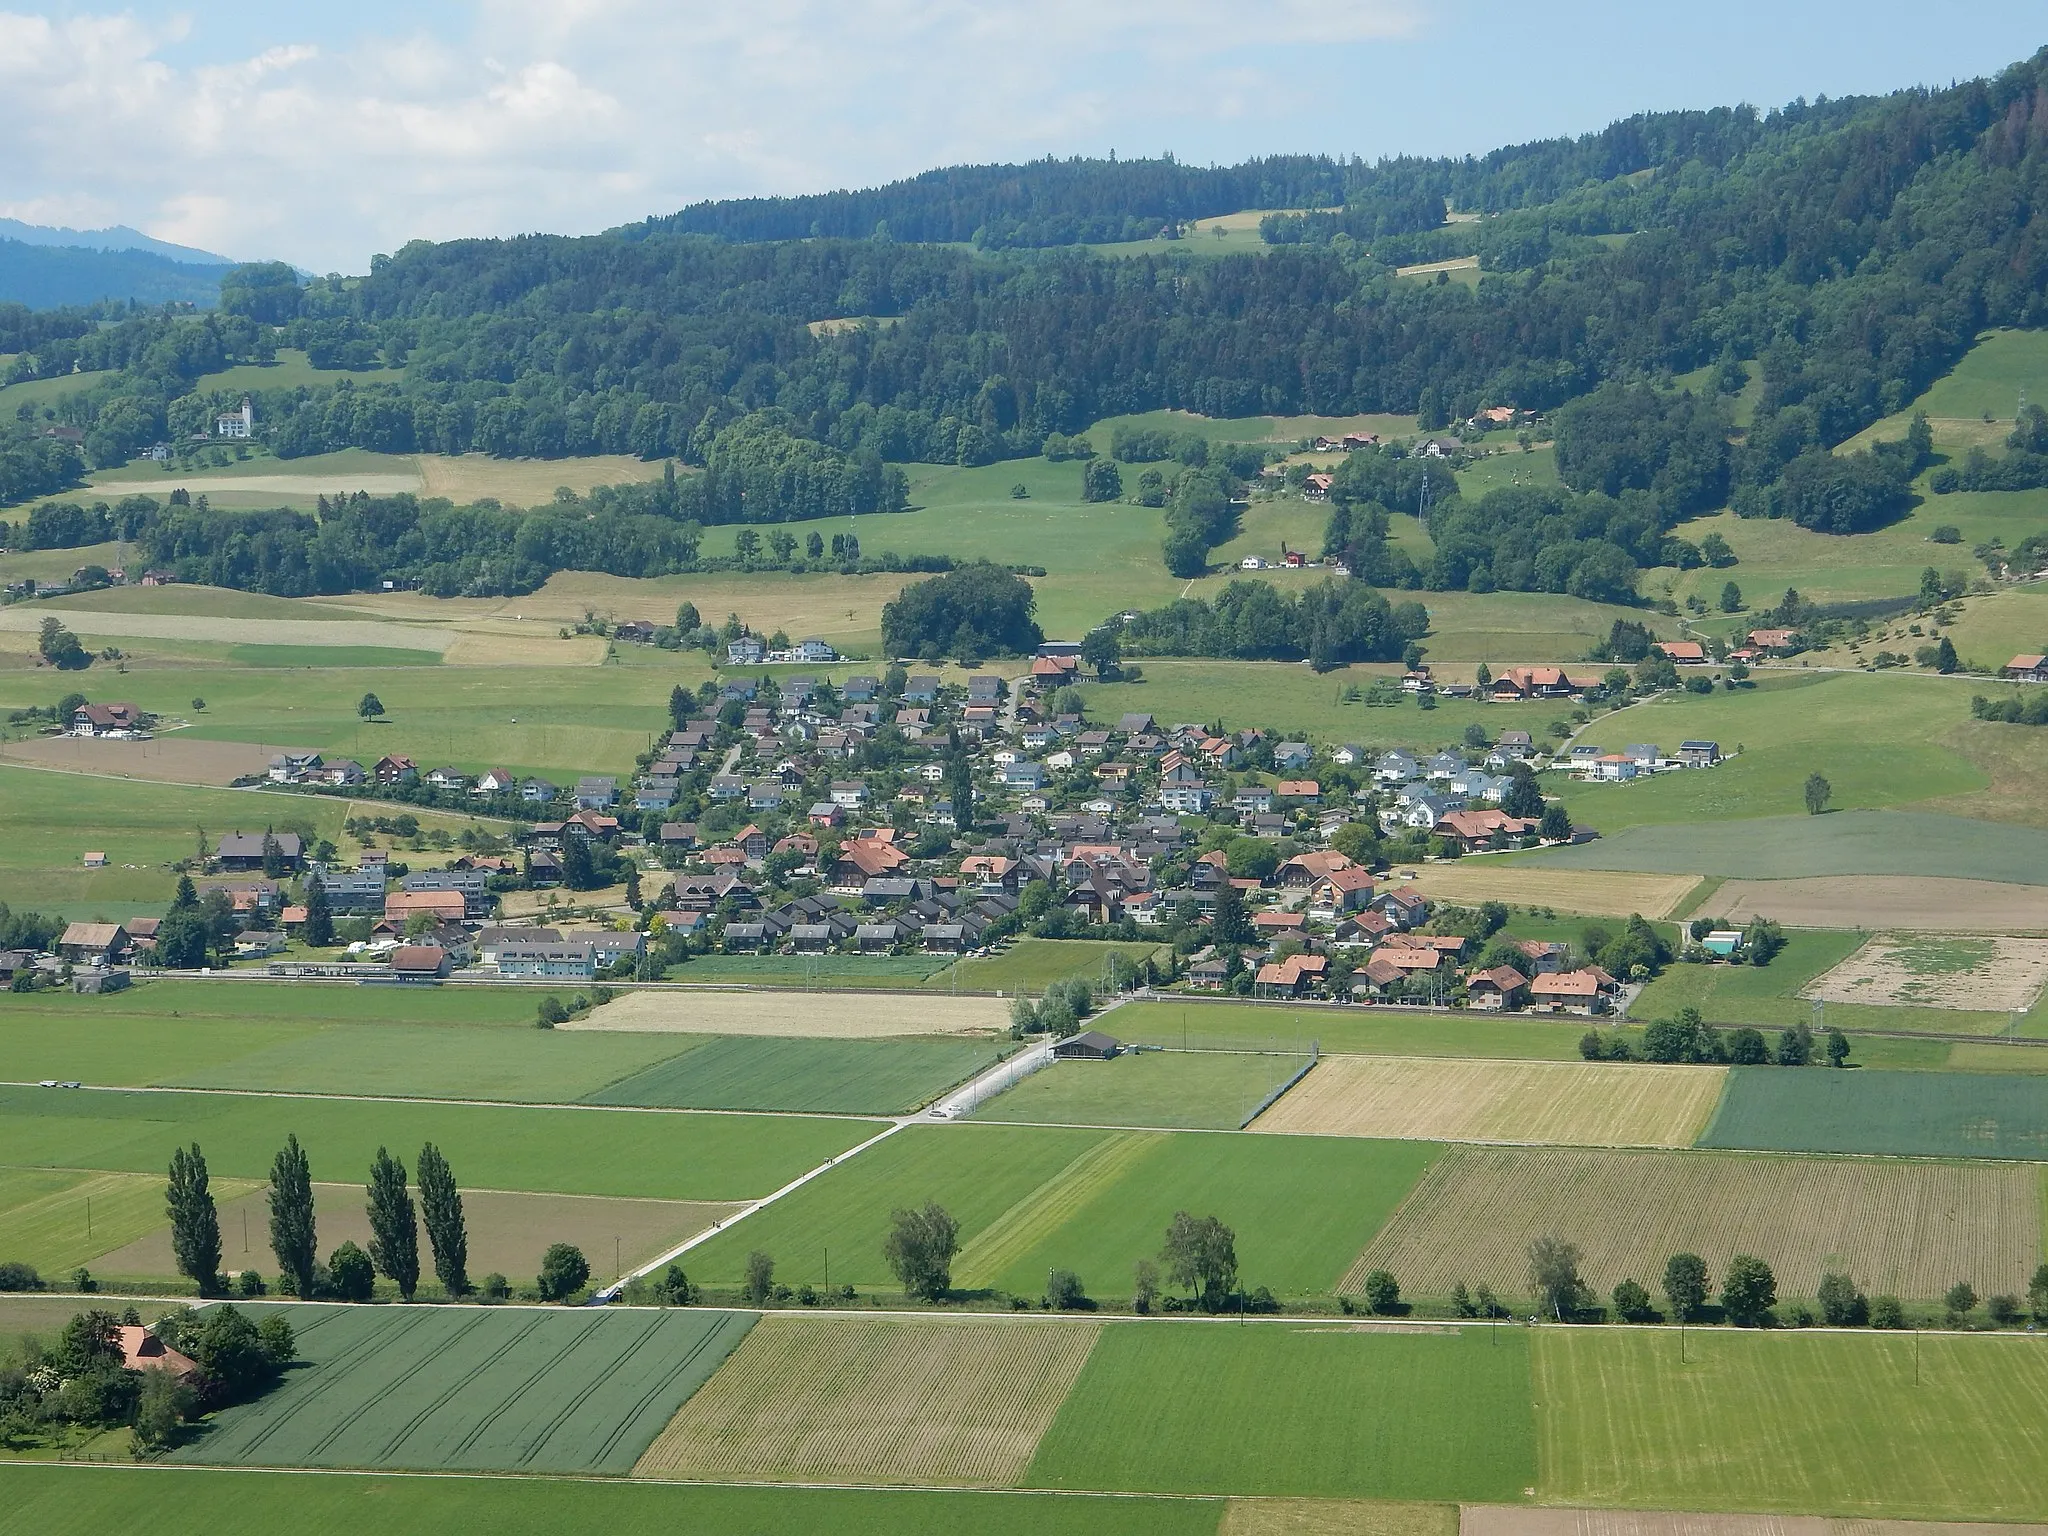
[0,1,1425,270]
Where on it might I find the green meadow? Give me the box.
[1700,1067,2048,1159]
[584,1035,1000,1115]
[974,1049,1310,1131]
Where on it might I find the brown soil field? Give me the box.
[633,1314,1099,1486]
[1252,1057,1725,1149]
[582,989,1007,1038]
[87,1183,736,1287]
[1803,935,2048,1013]
[1704,877,2048,933]
[417,453,668,505]
[1394,866,1698,919]
[0,735,292,785]
[1346,1146,2042,1302]
[1226,1501,1457,1536]
[1463,1510,2048,1536]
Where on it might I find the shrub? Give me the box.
[0,1262,42,1292]
[1611,1279,1654,1322]
[479,1272,510,1300]
[743,1250,775,1305]
[326,1242,374,1302]
[1046,1270,1089,1310]
[1720,1254,1776,1325]
[1817,1271,1867,1326]
[1987,1293,2022,1327]
[1945,1281,1978,1325]
[1869,1294,1906,1329]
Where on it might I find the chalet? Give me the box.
[855,922,905,952]
[1375,888,1428,929]
[318,758,367,787]
[1030,654,1080,683]
[474,768,519,795]
[1465,964,1528,1011]
[1307,867,1376,921]
[1256,953,1328,997]
[1251,910,1306,937]
[424,765,468,792]
[216,831,302,872]
[119,1327,198,1381]
[1488,666,1573,701]
[830,838,909,891]
[2003,654,2048,682]
[69,701,146,736]
[1332,909,1396,947]
[737,825,771,861]
[373,755,417,785]
[1655,641,1707,665]
[1276,850,1352,889]
[58,922,129,964]
[1748,628,1799,653]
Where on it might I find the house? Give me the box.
[390,945,451,981]
[319,758,367,787]
[478,926,561,964]
[1582,754,1638,783]
[373,755,418,785]
[423,765,467,792]
[1001,761,1046,791]
[1514,940,1568,975]
[1274,741,1313,770]
[795,638,837,662]
[1307,867,1376,921]
[1157,781,1214,814]
[747,781,786,812]
[1303,473,1333,500]
[265,750,322,783]
[58,922,128,964]
[1052,1030,1122,1060]
[1115,712,1157,736]
[902,675,943,704]
[635,780,678,811]
[1333,909,1396,948]
[829,780,869,808]
[1255,953,1328,997]
[384,889,466,925]
[1274,779,1320,804]
[727,635,766,665]
[69,701,146,736]
[1030,654,1080,684]
[843,675,879,703]
[496,941,599,979]
[1678,740,1722,766]
[1465,964,1528,1010]
[1330,743,1366,766]
[1276,850,1352,888]
[960,854,1019,894]
[1497,729,1535,755]
[1529,969,1611,1015]
[1487,666,1574,701]
[1251,910,1306,937]
[1625,744,1662,766]
[1748,628,1799,654]
[1701,930,1746,958]
[1233,785,1274,815]
[1375,889,1428,929]
[139,568,177,587]
[830,838,910,890]
[574,776,619,810]
[1655,641,1707,665]
[401,869,491,917]
[119,1327,198,1380]
[474,768,519,795]
[216,831,302,872]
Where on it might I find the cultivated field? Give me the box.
[1396,866,1699,920]
[174,1304,753,1473]
[86,1183,737,1287]
[1252,1057,1725,1149]
[635,1315,1099,1487]
[1802,935,2048,1012]
[0,1167,256,1275]
[1348,1145,2042,1301]
[0,1083,877,1202]
[0,735,285,786]
[931,938,1163,993]
[975,1049,1313,1130]
[1700,1068,2048,1160]
[1024,1323,1536,1500]
[1535,1328,2048,1521]
[1463,1512,2048,1536]
[1706,879,2048,934]
[578,989,1007,1037]
[0,1465,1225,1536]
[0,604,449,652]
[1228,1503,1456,1536]
[1117,1000,1604,1061]
[584,1035,1000,1114]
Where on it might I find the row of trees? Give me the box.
[167,1138,470,1300]
[1111,579,1431,670]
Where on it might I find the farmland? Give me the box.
[1024,1322,1536,1501]
[0,1167,255,1276]
[975,1049,1313,1130]
[85,1183,736,1288]
[930,938,1163,994]
[1251,1057,1726,1149]
[1701,877,2048,934]
[1535,1328,2048,1521]
[1115,1000,1609,1061]
[1700,1068,2048,1160]
[1348,1145,2042,1302]
[1393,865,1699,920]
[681,1123,1438,1300]
[579,988,1007,1037]
[635,1314,1099,1486]
[584,1035,1001,1113]
[1802,935,2048,1013]
[0,1466,1227,1536]
[172,1304,753,1473]
[0,1083,877,1202]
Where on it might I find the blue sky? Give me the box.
[2,2,2043,270]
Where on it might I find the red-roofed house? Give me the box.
[1465,964,1528,1010]
[1529,969,1610,1015]
[1307,867,1376,921]
[1276,849,1352,889]
[119,1326,198,1379]
[2003,654,2048,682]
[1655,641,1707,665]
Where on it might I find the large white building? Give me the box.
[217,398,253,438]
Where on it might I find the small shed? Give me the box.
[1052,1030,1122,1060]
[1702,930,1745,957]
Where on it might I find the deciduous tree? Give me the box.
[267,1134,317,1298]
[416,1142,469,1296]
[166,1143,222,1294]
[365,1147,420,1301]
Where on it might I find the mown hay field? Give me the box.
[174,1304,754,1473]
[88,1183,737,1288]
[1707,877,2048,935]
[1802,935,2048,1012]
[581,988,1006,1037]
[1348,1146,2042,1302]
[975,1049,1313,1131]
[1396,865,1699,919]
[1535,1328,2048,1521]
[1023,1322,1535,1500]
[634,1315,1099,1487]
[2,1464,1225,1536]
[585,1034,1001,1114]
[1253,1057,1724,1148]
[1463,1511,2048,1536]
[1700,1068,2048,1160]
[0,1167,256,1276]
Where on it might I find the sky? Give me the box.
[1,2,2043,272]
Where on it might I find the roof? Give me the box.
[1656,641,1707,661]
[119,1326,197,1377]
[1053,1030,1122,1055]
[60,921,126,949]
[1468,964,1529,991]
[1531,969,1602,997]
[2008,654,2048,669]
[390,945,448,972]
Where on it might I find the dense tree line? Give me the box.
[1112,580,1428,670]
[0,425,84,508]
[1552,382,1731,519]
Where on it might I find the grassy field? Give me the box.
[636,1314,1099,1487]
[1025,1322,1536,1501]
[1536,1327,2048,1520]
[1350,1144,2042,1303]
[1395,865,1699,919]
[975,1050,1312,1130]
[1700,1067,2048,1159]
[0,1466,1228,1536]
[172,1304,753,1472]
[1115,1002,1609,1061]
[1629,933,1861,1027]
[1252,1057,1726,1149]
[188,351,408,396]
[0,1084,876,1202]
[0,1167,255,1275]
[584,1035,1001,1114]
[673,953,952,987]
[683,1124,1439,1301]
[932,939,1163,994]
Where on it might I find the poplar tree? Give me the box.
[166,1143,222,1294]
[301,872,333,947]
[366,1147,420,1301]
[268,1134,317,1298]
[416,1143,469,1296]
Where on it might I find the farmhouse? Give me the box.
[69,701,147,736]
[2003,654,2048,682]
[58,922,129,964]
[1655,641,1707,665]
[1748,628,1799,653]
[1528,968,1615,1015]
[118,1327,198,1380]
[216,831,302,872]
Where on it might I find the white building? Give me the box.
[217,398,253,439]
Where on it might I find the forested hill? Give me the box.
[6,49,2048,500]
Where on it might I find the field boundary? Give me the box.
[1241,1046,1320,1129]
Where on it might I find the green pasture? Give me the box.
[225,644,446,668]
[973,1049,1310,1130]
[0,369,117,415]
[0,1167,256,1275]
[174,1303,749,1473]
[1526,808,2048,883]
[933,938,1161,994]
[0,542,124,586]
[190,349,409,397]
[36,584,357,621]
[0,1084,875,1202]
[585,1035,1000,1114]
[1535,1326,2048,1520]
[1026,1322,1535,1500]
[684,1122,1437,1300]
[1941,584,2048,674]
[1843,328,2048,443]
[0,1467,1227,1536]
[1455,444,1559,497]
[1700,1067,2048,1158]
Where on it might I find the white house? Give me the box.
[216,398,253,438]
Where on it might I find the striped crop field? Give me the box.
[1252,1057,1725,1148]
[633,1315,1100,1487]
[172,1304,753,1473]
[1346,1145,2043,1303]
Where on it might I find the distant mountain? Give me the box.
[0,239,227,310]
[0,218,232,267]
